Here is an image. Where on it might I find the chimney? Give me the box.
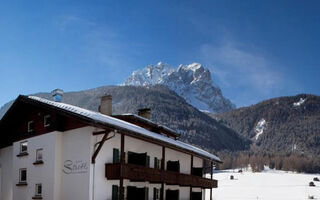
[138,108,151,119]
[51,89,64,102]
[99,95,112,116]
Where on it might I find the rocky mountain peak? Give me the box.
[124,62,174,86]
[177,63,213,85]
[124,62,235,113]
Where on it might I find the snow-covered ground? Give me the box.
[206,168,320,200]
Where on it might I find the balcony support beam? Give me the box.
[119,133,125,200]
[160,146,165,200]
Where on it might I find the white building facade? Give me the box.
[0,95,220,200]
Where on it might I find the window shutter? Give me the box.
[146,155,150,167]
[112,185,119,200]
[113,148,120,163]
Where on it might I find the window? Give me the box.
[165,189,179,200]
[20,141,28,154]
[167,160,180,172]
[127,186,148,200]
[191,191,202,200]
[28,121,35,132]
[35,184,42,196]
[127,151,148,166]
[192,167,203,177]
[44,115,51,127]
[19,168,27,183]
[36,149,43,162]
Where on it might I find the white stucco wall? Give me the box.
[0,146,13,200]
[12,131,62,200]
[193,156,203,168]
[60,126,94,200]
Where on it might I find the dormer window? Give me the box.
[28,121,34,133]
[44,115,51,127]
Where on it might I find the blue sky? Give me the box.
[0,0,319,107]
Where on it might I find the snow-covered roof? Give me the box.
[115,113,179,136]
[27,96,221,162]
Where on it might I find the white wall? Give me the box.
[8,126,96,200]
[12,131,62,200]
[0,146,13,200]
[193,156,203,168]
[60,126,94,200]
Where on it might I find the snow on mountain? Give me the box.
[255,118,266,140]
[124,62,174,86]
[293,97,306,107]
[124,62,235,113]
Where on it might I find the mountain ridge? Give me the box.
[215,94,320,156]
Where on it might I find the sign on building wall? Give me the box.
[63,160,89,174]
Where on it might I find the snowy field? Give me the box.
[206,168,320,200]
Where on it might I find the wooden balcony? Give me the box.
[105,163,217,188]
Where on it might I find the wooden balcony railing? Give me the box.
[105,163,217,188]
